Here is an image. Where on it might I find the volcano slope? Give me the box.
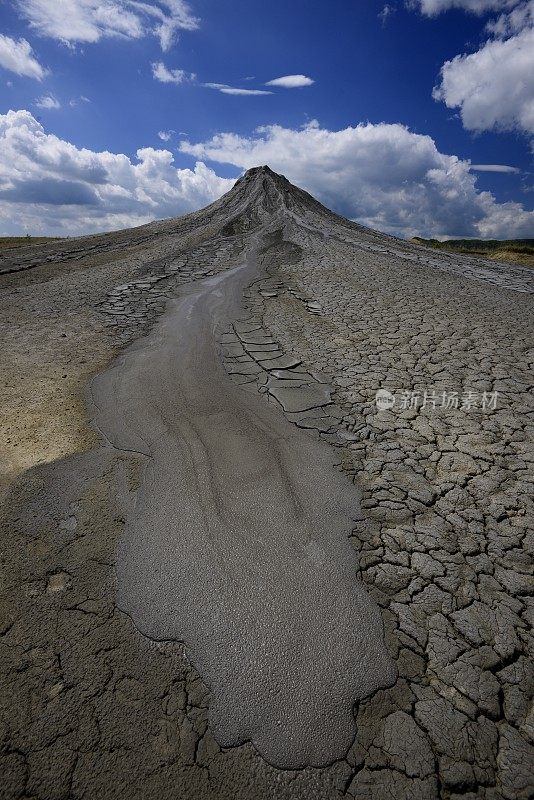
[1,166,533,800]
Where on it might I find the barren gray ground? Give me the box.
[0,167,533,799]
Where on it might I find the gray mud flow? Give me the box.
[89,238,396,769]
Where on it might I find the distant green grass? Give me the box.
[410,237,534,267]
[0,236,62,251]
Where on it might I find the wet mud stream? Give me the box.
[89,235,395,769]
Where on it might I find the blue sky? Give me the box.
[0,0,533,238]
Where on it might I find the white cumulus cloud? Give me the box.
[433,24,534,137]
[0,109,233,235]
[413,0,534,140]
[15,0,199,51]
[0,34,45,80]
[265,75,314,88]
[179,120,534,238]
[152,62,195,83]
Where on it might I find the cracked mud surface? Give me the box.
[1,166,533,799]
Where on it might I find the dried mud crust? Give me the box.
[1,167,533,799]
[242,222,533,800]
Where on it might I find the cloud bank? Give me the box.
[0,111,532,239]
[0,110,232,235]
[180,120,534,238]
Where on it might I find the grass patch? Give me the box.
[410,237,534,268]
[0,236,62,251]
